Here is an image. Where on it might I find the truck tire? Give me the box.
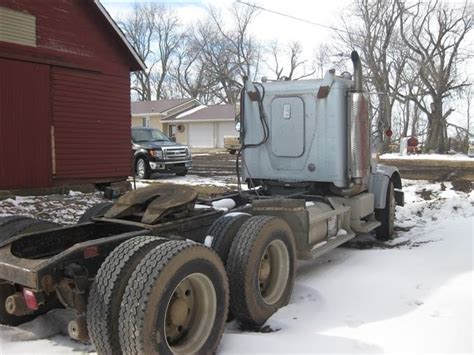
[0,217,61,326]
[135,157,151,179]
[87,236,170,355]
[119,240,229,355]
[229,149,236,155]
[0,217,60,243]
[375,181,395,241]
[176,169,188,177]
[207,213,251,265]
[0,215,29,228]
[226,216,296,328]
[78,202,113,224]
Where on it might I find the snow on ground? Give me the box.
[380,153,473,162]
[131,173,238,189]
[0,180,473,354]
[0,191,107,225]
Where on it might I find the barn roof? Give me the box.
[93,0,146,72]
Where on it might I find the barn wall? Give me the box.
[0,58,52,189]
[0,0,136,188]
[0,0,134,76]
[52,67,131,181]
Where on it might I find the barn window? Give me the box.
[0,6,36,47]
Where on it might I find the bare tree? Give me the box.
[186,2,261,104]
[119,3,155,100]
[169,33,217,103]
[397,0,473,152]
[339,0,407,152]
[467,84,473,139]
[119,3,181,101]
[266,40,315,80]
[150,9,182,99]
[314,44,332,78]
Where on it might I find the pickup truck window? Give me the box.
[132,128,170,143]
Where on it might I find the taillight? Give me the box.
[22,288,38,311]
[84,245,100,259]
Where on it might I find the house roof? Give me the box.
[131,99,197,115]
[93,0,146,72]
[165,104,236,122]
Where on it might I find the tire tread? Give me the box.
[87,235,168,355]
[227,215,275,325]
[119,240,228,355]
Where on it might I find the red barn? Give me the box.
[0,0,144,190]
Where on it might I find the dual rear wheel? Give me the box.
[208,214,296,328]
[89,214,295,354]
[88,237,228,355]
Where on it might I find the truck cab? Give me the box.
[132,127,192,178]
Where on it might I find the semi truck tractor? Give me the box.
[0,51,403,354]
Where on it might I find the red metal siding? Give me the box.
[52,67,131,181]
[0,0,134,76]
[0,58,52,189]
[0,0,137,188]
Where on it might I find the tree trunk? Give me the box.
[402,99,410,137]
[425,99,447,153]
[410,105,419,137]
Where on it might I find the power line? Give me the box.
[236,0,363,38]
[236,0,473,57]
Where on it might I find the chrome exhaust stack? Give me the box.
[348,51,370,184]
[351,51,363,92]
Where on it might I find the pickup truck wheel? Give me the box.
[119,241,228,355]
[77,202,113,224]
[375,181,395,241]
[226,216,296,328]
[207,213,251,265]
[87,236,170,355]
[176,169,188,177]
[229,149,236,155]
[135,157,151,179]
[0,217,61,326]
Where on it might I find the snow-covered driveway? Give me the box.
[0,180,472,354]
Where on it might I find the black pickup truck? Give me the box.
[132,127,192,178]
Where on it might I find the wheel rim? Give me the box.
[258,239,290,305]
[164,273,216,354]
[136,159,145,178]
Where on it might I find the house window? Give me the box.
[0,6,36,47]
[142,116,150,127]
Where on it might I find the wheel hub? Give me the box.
[166,280,193,343]
[259,253,271,286]
[257,240,290,305]
[137,160,145,177]
[163,273,216,354]
[169,298,189,326]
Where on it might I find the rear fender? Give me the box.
[370,165,403,209]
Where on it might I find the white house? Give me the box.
[132,100,237,148]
